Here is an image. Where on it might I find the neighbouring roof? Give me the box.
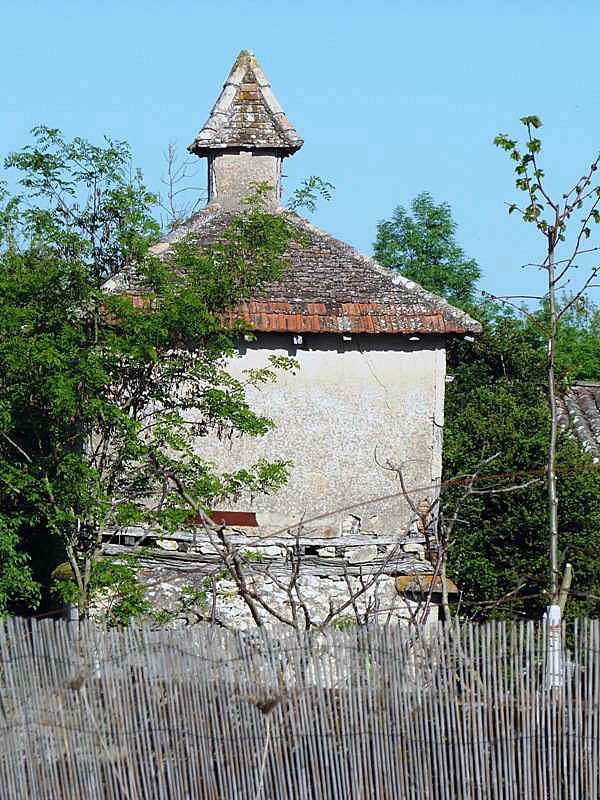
[558,382,600,463]
[151,207,482,336]
[188,50,303,156]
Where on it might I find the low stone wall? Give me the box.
[141,567,434,628]
[102,523,438,629]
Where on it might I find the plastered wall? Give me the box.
[208,150,281,209]
[197,333,446,536]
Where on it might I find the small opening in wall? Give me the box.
[304,545,320,556]
[340,514,361,535]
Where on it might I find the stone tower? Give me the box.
[188,50,303,210]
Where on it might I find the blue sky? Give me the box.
[2,0,600,301]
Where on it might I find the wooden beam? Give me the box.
[102,526,427,549]
[102,543,432,578]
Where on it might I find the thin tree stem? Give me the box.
[547,238,559,601]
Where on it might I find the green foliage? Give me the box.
[494,115,600,237]
[374,181,600,619]
[489,114,600,610]
[52,555,151,627]
[288,176,335,214]
[152,583,210,626]
[0,128,300,616]
[240,548,266,564]
[331,616,357,631]
[0,513,40,615]
[444,303,600,619]
[373,192,481,307]
[555,300,600,382]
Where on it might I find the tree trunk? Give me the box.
[547,239,559,601]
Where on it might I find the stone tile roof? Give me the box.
[557,382,600,463]
[188,50,303,156]
[151,206,482,336]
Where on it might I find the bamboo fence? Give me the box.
[0,616,598,799]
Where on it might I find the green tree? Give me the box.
[373,192,481,307]
[374,187,600,619]
[444,306,600,619]
[555,300,600,381]
[0,513,40,615]
[0,127,297,617]
[495,115,600,601]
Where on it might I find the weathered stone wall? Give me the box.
[207,149,281,209]
[102,524,435,629]
[198,332,446,535]
[139,564,436,629]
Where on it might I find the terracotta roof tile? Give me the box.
[149,206,481,336]
[222,303,474,334]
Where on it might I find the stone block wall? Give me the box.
[102,522,437,630]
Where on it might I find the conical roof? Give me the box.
[188,50,303,156]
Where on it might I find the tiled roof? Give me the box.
[225,301,462,334]
[557,382,600,463]
[188,50,303,156]
[151,207,482,336]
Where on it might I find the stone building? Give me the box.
[104,50,479,627]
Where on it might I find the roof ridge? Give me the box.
[188,51,303,156]
[277,209,482,333]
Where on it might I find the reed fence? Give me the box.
[0,617,598,799]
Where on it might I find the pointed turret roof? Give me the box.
[188,50,303,156]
